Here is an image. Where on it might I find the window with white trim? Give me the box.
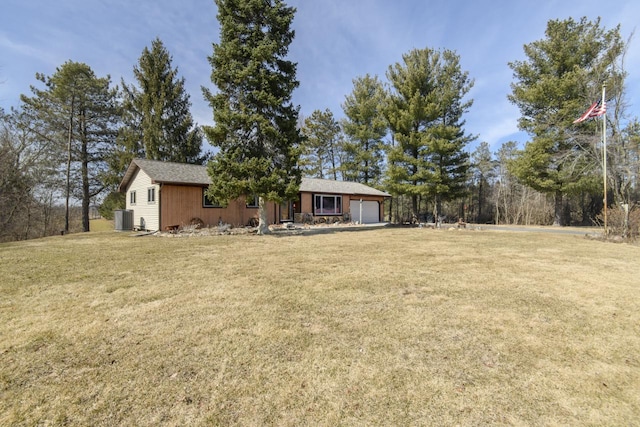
[130,190,136,205]
[147,187,156,203]
[314,194,342,215]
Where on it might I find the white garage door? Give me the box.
[349,200,380,223]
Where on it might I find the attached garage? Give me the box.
[298,178,390,224]
[349,200,380,224]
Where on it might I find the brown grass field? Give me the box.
[1,225,639,426]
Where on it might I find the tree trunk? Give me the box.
[477,179,483,222]
[81,111,90,233]
[257,196,271,235]
[24,198,32,241]
[330,148,337,180]
[622,203,630,238]
[42,193,53,237]
[553,190,563,226]
[82,157,90,232]
[433,195,439,227]
[65,102,74,233]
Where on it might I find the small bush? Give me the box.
[190,217,204,229]
[597,204,640,241]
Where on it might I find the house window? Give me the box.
[130,190,136,205]
[246,195,259,208]
[314,194,342,215]
[147,187,156,204]
[203,189,221,208]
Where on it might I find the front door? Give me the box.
[279,201,294,222]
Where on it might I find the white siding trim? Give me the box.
[125,168,160,231]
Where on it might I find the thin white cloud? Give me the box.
[0,36,52,64]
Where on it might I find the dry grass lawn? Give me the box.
[89,218,115,233]
[1,227,639,426]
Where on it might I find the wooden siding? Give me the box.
[159,184,277,229]
[125,168,160,231]
[300,192,314,214]
[123,167,388,230]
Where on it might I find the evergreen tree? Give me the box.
[203,0,302,234]
[470,141,496,223]
[508,17,624,225]
[121,38,205,165]
[492,141,557,225]
[300,109,342,180]
[20,61,120,232]
[386,47,474,221]
[494,141,519,224]
[341,74,388,185]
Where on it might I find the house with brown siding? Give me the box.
[118,159,390,231]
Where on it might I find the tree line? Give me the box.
[1,38,206,242]
[298,16,639,236]
[1,1,639,241]
[206,3,639,236]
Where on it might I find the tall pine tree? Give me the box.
[508,17,624,225]
[121,38,205,165]
[300,109,342,180]
[470,141,496,223]
[386,48,474,222]
[341,74,388,185]
[20,61,120,232]
[203,0,302,234]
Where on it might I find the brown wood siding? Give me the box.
[160,185,276,229]
[300,192,313,214]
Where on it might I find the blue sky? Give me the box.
[1,0,639,153]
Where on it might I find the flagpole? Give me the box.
[602,84,607,235]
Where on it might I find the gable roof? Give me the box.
[300,177,390,197]
[119,159,390,197]
[119,159,211,191]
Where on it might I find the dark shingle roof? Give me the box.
[119,159,211,191]
[119,159,390,197]
[300,177,390,197]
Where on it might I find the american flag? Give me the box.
[573,99,606,124]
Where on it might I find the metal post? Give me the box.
[602,84,608,235]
